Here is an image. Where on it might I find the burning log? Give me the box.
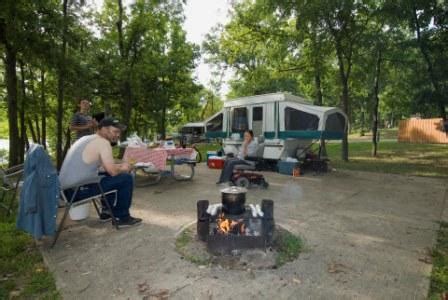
[216,213,246,235]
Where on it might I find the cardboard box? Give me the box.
[208,156,225,169]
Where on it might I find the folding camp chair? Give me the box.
[51,178,119,248]
[0,164,24,215]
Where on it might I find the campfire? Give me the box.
[196,186,274,254]
[216,213,245,235]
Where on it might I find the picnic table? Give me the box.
[123,146,197,186]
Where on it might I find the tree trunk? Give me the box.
[34,115,41,144]
[62,127,71,161]
[116,0,132,137]
[40,69,47,149]
[160,106,167,139]
[57,0,69,169]
[19,61,27,161]
[334,39,351,162]
[5,45,20,167]
[314,73,323,106]
[27,118,38,143]
[412,6,446,118]
[371,49,382,157]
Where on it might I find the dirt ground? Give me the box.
[40,164,447,299]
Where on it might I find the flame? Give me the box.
[216,213,245,235]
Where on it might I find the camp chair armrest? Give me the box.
[4,164,24,175]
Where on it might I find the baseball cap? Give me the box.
[98,117,127,131]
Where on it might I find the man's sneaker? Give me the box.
[99,212,112,222]
[116,216,142,228]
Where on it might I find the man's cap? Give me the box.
[98,117,126,131]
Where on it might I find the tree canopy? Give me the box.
[1,0,446,165]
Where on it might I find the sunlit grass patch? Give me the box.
[326,141,448,178]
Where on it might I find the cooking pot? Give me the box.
[220,186,247,215]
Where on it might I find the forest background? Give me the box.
[0,0,446,168]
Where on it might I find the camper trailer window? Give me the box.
[206,113,223,132]
[285,107,319,131]
[253,107,263,121]
[325,113,346,132]
[232,107,248,132]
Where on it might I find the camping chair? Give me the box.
[0,164,24,215]
[51,178,119,248]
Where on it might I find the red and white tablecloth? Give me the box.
[123,147,194,171]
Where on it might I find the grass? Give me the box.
[175,228,211,266]
[274,228,304,266]
[193,142,222,163]
[429,222,448,299]
[325,141,448,178]
[348,128,398,140]
[0,213,60,299]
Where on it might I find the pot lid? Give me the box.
[220,186,247,194]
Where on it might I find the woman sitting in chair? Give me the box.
[216,130,258,184]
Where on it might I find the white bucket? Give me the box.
[69,203,90,221]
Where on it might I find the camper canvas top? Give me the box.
[223,92,312,108]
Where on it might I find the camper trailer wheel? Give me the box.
[235,176,250,188]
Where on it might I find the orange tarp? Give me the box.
[398,118,448,144]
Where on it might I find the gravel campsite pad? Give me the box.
[40,164,447,299]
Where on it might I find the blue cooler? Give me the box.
[278,161,298,175]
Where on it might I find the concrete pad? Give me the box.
[39,164,447,299]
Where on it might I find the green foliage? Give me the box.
[0,215,60,299]
[193,143,222,164]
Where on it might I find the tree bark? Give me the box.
[116,0,132,137]
[19,60,27,161]
[412,6,446,118]
[56,0,69,169]
[5,46,21,167]
[40,69,47,149]
[314,73,323,106]
[335,43,350,162]
[62,127,71,161]
[371,49,382,157]
[27,117,38,143]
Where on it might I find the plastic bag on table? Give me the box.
[127,132,146,148]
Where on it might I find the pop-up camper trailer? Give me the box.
[180,122,206,144]
[204,92,348,160]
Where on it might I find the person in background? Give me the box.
[216,130,258,184]
[59,117,141,227]
[70,99,97,140]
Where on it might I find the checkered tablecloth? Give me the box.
[123,147,194,170]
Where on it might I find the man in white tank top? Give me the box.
[60,117,141,227]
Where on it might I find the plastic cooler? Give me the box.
[277,160,298,175]
[206,151,217,163]
[207,156,225,169]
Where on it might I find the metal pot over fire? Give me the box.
[220,186,247,215]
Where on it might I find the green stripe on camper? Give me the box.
[280,131,345,139]
[264,132,276,139]
[275,131,344,139]
[321,131,344,139]
[206,131,228,138]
